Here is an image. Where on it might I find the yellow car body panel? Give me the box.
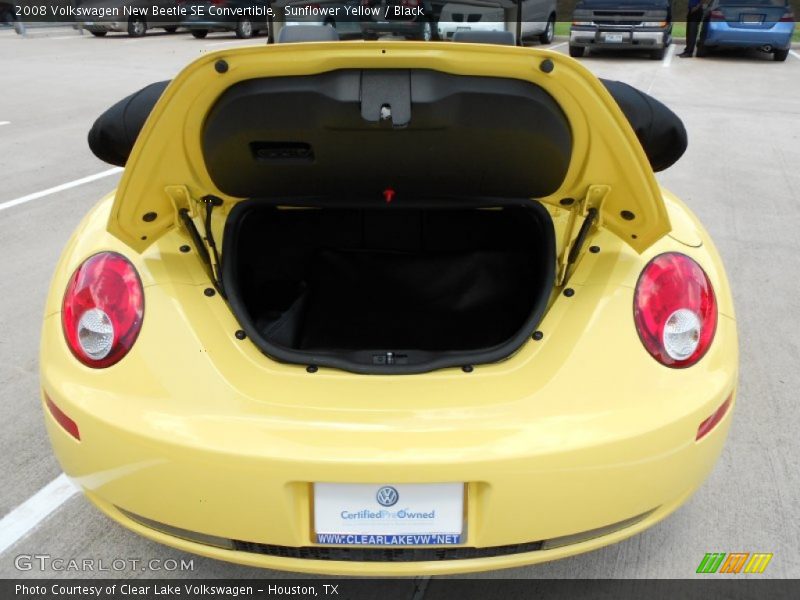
[41,44,738,575]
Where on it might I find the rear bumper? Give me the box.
[570,27,669,49]
[703,22,794,50]
[438,23,502,40]
[41,303,737,574]
[182,18,234,31]
[181,15,267,31]
[360,20,424,37]
[82,481,704,574]
[81,21,127,32]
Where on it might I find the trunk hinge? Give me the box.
[556,184,610,286]
[166,186,226,296]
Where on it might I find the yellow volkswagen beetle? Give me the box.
[40,31,737,575]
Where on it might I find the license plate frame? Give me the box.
[741,14,764,24]
[313,482,466,546]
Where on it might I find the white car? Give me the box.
[438,0,557,45]
[438,2,505,40]
[519,0,558,45]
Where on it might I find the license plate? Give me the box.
[604,33,625,43]
[741,14,763,24]
[314,483,464,546]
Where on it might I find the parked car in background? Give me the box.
[569,0,672,59]
[438,0,555,45]
[519,0,557,45]
[358,0,437,39]
[181,0,271,38]
[437,2,505,40]
[697,0,795,61]
[281,0,362,38]
[79,0,182,37]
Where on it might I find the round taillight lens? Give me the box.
[62,252,144,368]
[633,252,717,368]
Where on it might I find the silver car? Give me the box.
[78,0,182,37]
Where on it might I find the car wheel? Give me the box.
[89,30,107,37]
[127,16,147,37]
[773,49,788,62]
[164,26,178,34]
[191,29,208,39]
[416,20,433,41]
[538,16,555,45]
[235,18,253,39]
[696,44,708,57]
[569,45,585,58]
[650,47,666,60]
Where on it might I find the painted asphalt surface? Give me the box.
[1,27,799,580]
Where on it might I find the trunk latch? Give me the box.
[360,70,412,128]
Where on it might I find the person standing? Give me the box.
[679,0,705,57]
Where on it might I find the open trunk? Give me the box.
[222,200,555,373]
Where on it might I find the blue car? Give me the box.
[698,0,796,61]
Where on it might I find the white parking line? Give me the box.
[0,474,77,555]
[0,121,9,126]
[662,44,675,68]
[0,167,122,212]
[790,50,800,61]
[549,41,567,51]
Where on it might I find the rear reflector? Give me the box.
[696,394,733,441]
[45,394,80,440]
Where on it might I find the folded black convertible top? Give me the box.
[88,76,687,175]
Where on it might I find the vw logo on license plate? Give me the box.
[376,485,399,507]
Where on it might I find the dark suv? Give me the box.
[569,0,673,59]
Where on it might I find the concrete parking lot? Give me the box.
[1,27,799,580]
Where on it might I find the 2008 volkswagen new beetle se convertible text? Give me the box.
[40,34,738,575]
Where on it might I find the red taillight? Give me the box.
[696,395,733,441]
[633,253,717,368]
[779,11,794,22]
[45,394,80,440]
[62,252,144,368]
[709,9,725,20]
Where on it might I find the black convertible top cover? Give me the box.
[87,74,687,177]
[88,81,168,168]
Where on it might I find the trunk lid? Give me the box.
[715,1,789,29]
[107,42,671,254]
